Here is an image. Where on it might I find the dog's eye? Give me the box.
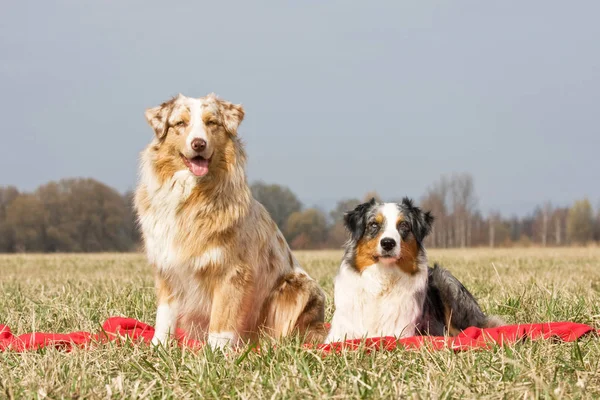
[174,121,186,127]
[369,222,379,230]
[205,120,217,126]
[398,221,410,232]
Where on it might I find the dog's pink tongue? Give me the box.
[189,158,209,177]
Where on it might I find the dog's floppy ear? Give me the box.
[402,197,434,243]
[215,96,245,135]
[220,101,245,135]
[145,97,177,140]
[419,211,434,241]
[344,198,376,242]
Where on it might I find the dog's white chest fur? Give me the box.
[139,163,219,273]
[325,262,427,343]
[139,169,191,269]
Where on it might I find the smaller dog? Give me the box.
[326,198,501,343]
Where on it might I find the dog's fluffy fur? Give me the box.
[326,198,501,342]
[134,93,326,349]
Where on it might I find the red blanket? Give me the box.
[0,317,596,353]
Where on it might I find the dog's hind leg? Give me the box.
[261,272,327,343]
[428,264,503,335]
[207,265,254,350]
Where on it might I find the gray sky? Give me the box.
[1,1,599,216]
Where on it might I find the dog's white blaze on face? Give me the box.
[377,203,401,259]
[180,97,212,160]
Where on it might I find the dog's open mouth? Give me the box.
[181,154,211,177]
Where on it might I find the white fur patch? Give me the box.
[184,98,209,156]
[377,203,401,258]
[207,331,237,350]
[151,304,177,346]
[325,260,427,343]
[139,157,197,272]
[191,247,225,270]
[293,266,309,276]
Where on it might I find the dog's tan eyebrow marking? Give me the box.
[179,108,191,123]
[375,214,384,224]
[202,110,218,123]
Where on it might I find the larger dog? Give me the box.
[326,198,501,342]
[135,93,326,349]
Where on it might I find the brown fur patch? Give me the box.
[444,304,461,336]
[260,272,326,342]
[277,235,286,247]
[395,236,420,274]
[201,110,215,122]
[177,110,190,128]
[266,247,278,273]
[355,236,379,272]
[209,266,254,335]
[156,272,174,305]
[294,281,327,343]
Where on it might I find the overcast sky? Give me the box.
[1,1,598,216]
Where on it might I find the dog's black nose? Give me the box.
[380,238,396,251]
[191,138,206,152]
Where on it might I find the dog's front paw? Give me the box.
[151,334,167,347]
[207,332,237,351]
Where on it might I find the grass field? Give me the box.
[1,248,599,399]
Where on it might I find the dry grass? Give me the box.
[1,248,599,399]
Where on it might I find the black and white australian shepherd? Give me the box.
[325,198,501,342]
[134,93,326,350]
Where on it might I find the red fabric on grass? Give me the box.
[0,318,596,352]
[316,322,597,354]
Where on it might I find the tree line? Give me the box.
[0,174,599,252]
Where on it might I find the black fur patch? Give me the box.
[342,197,377,266]
[343,197,376,242]
[419,264,489,335]
[398,197,434,245]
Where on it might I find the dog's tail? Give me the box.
[428,264,503,335]
[260,271,328,343]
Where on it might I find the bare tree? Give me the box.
[450,173,477,248]
[540,202,553,247]
[421,176,450,248]
[552,207,568,246]
[488,211,501,247]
